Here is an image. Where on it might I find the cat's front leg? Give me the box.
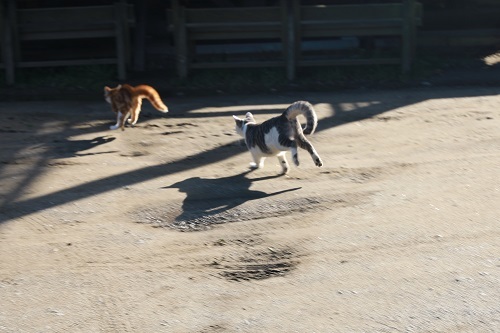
[249,159,265,169]
[110,112,122,130]
[118,112,130,131]
[249,151,265,169]
[277,153,290,175]
[128,100,142,125]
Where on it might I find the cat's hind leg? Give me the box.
[277,152,290,175]
[296,134,323,167]
[291,146,300,166]
[128,99,142,125]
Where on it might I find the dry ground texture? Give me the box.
[0,86,499,332]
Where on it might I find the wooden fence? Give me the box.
[3,1,497,85]
[168,0,422,80]
[0,1,135,85]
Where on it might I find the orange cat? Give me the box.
[104,84,169,131]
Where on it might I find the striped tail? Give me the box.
[282,101,317,135]
[136,85,169,112]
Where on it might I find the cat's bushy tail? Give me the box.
[283,101,317,135]
[136,85,169,113]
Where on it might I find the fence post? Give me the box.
[402,0,417,73]
[172,0,188,79]
[133,0,146,72]
[280,0,295,80]
[2,0,16,85]
[114,2,127,80]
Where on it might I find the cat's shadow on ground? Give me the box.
[52,136,117,158]
[163,170,301,226]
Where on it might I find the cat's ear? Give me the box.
[116,84,122,89]
[104,86,111,92]
[233,115,243,128]
[245,112,255,122]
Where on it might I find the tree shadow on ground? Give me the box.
[1,86,498,223]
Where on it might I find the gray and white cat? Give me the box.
[233,101,323,175]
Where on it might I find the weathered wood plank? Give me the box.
[2,0,16,85]
[284,0,297,80]
[132,0,146,71]
[17,6,117,25]
[301,4,404,21]
[190,30,282,40]
[114,2,127,80]
[186,22,281,29]
[191,60,284,69]
[20,30,117,40]
[15,58,118,68]
[185,7,281,23]
[172,0,188,78]
[301,19,404,38]
[402,0,417,73]
[298,58,400,67]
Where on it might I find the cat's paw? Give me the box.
[109,125,119,130]
[314,155,323,167]
[279,167,289,175]
[292,154,300,166]
[249,162,260,169]
[279,159,290,175]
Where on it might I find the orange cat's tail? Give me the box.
[136,85,169,113]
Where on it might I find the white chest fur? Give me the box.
[259,127,289,155]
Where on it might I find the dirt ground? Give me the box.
[0,85,499,332]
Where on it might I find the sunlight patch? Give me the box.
[189,104,290,114]
[483,52,500,66]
